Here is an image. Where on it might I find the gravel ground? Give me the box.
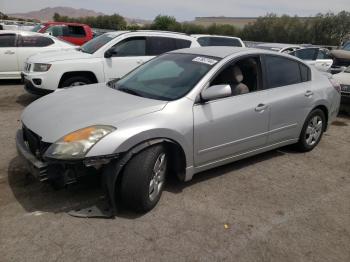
[0,82,349,262]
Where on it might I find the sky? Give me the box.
[1,0,348,21]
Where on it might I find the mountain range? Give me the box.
[8,6,151,24]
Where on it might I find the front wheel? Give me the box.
[120,144,168,212]
[60,76,93,88]
[296,109,326,152]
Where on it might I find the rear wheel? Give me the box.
[60,76,93,88]
[296,109,326,152]
[120,144,168,212]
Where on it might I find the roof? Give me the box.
[171,46,253,58]
[191,34,242,40]
[42,21,89,27]
[0,30,43,36]
[256,43,301,49]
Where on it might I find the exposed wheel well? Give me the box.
[58,71,98,88]
[313,105,328,131]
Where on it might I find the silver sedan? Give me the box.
[17,47,341,214]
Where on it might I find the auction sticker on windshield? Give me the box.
[192,57,218,65]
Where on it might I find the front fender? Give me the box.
[87,127,193,169]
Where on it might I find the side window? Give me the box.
[292,48,318,60]
[210,56,262,96]
[146,37,176,56]
[198,37,242,47]
[300,63,311,82]
[45,26,64,37]
[175,39,191,49]
[67,26,86,37]
[265,55,302,88]
[112,37,146,57]
[19,35,54,47]
[0,34,16,47]
[317,49,331,59]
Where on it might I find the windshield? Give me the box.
[343,42,350,51]
[80,33,117,54]
[114,53,219,101]
[31,24,44,32]
[198,37,242,47]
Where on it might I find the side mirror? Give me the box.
[200,84,231,102]
[104,49,118,58]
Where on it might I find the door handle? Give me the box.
[305,90,314,97]
[4,50,15,55]
[255,103,268,112]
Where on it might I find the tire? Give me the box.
[120,144,168,212]
[296,109,326,152]
[60,76,93,88]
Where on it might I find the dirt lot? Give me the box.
[0,82,349,262]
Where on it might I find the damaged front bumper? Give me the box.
[16,129,118,186]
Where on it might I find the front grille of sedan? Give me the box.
[22,125,51,160]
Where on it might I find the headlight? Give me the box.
[33,63,51,72]
[45,125,116,160]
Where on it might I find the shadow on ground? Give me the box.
[16,93,39,107]
[0,80,22,86]
[7,149,287,218]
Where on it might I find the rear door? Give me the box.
[0,33,18,78]
[262,55,313,144]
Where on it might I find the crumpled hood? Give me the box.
[27,49,91,63]
[21,83,167,142]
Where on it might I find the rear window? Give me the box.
[197,37,242,47]
[265,55,302,88]
[0,34,16,47]
[146,37,192,56]
[18,35,54,47]
[67,26,86,37]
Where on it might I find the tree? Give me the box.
[151,15,181,31]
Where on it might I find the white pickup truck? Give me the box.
[22,30,200,95]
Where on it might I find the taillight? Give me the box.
[329,78,341,93]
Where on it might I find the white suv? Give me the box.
[22,31,200,95]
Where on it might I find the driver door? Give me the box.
[103,37,151,81]
[193,56,270,168]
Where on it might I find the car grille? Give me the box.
[24,63,31,72]
[22,125,51,160]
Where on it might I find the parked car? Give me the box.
[32,22,93,45]
[289,47,333,72]
[330,42,350,74]
[333,66,350,105]
[0,30,74,80]
[191,34,245,47]
[22,30,200,95]
[16,47,341,214]
[255,43,301,53]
